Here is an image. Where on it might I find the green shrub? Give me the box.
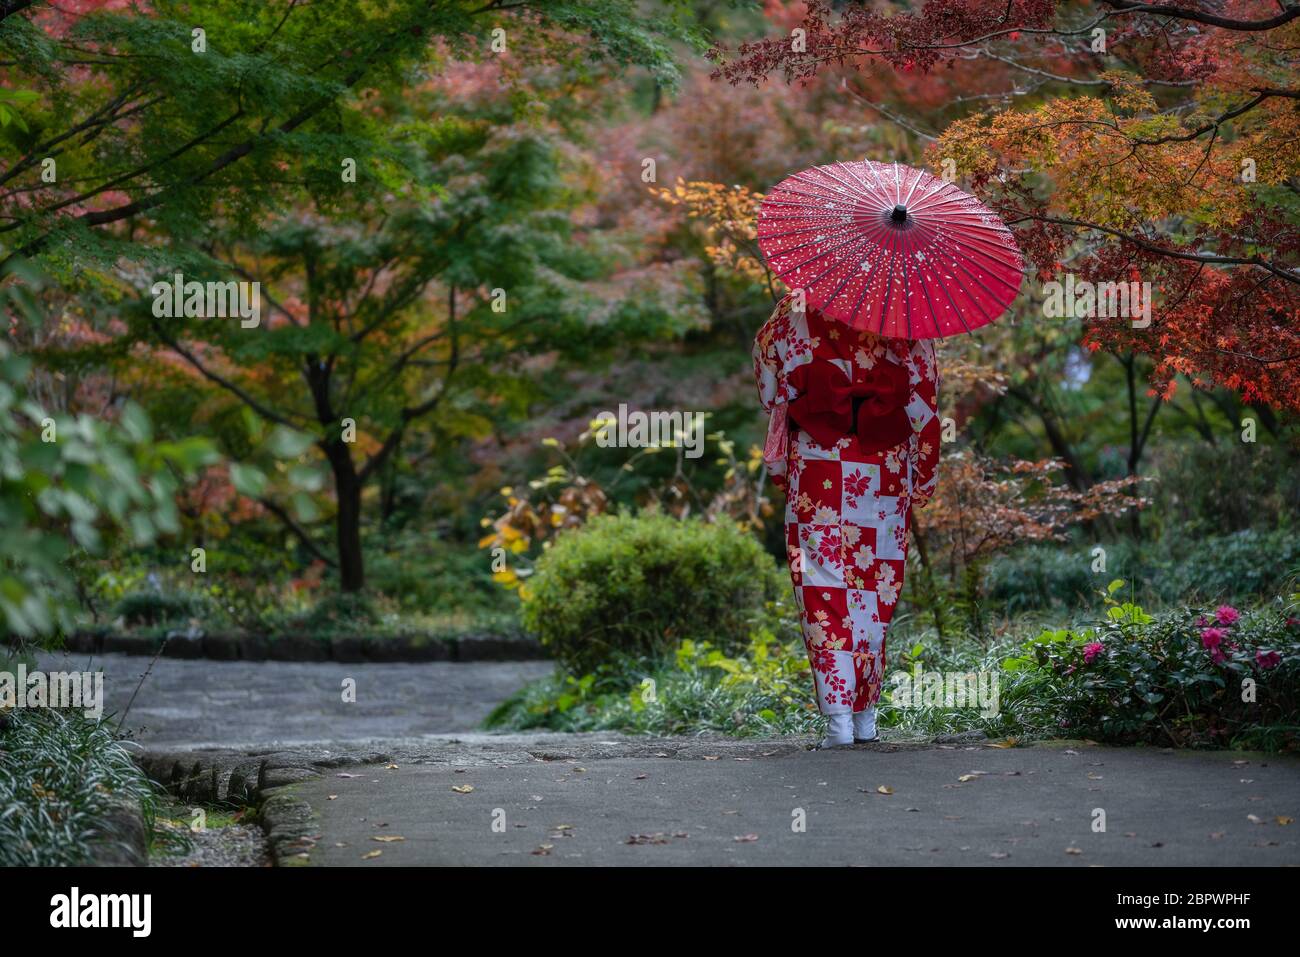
[1159,528,1300,602]
[521,511,784,678]
[111,589,210,627]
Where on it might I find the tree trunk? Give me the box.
[325,440,365,592]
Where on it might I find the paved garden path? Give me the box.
[287,734,1300,867]
[33,650,553,747]
[30,651,1299,866]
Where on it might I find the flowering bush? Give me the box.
[1003,582,1300,750]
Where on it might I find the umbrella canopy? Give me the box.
[757,160,1024,339]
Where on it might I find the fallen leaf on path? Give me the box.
[1277,816,1294,826]
[572,767,586,773]
[336,772,360,778]
[1247,814,1264,824]
[990,852,1009,859]
[733,834,759,843]
[385,763,399,770]
[634,774,648,780]
[532,845,553,856]
[987,739,1018,749]
[1065,847,1082,855]
[327,795,338,801]
[702,755,720,761]
[372,835,405,843]
[361,850,382,860]
[451,785,474,794]
[876,785,894,795]
[958,775,978,783]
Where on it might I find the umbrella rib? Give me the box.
[945,240,1025,296]
[789,218,895,293]
[814,216,897,311]
[917,255,973,337]
[878,225,900,335]
[843,240,887,327]
[900,167,925,212]
[773,230,875,279]
[901,233,913,339]
[906,179,960,215]
[818,163,875,206]
[942,256,999,326]
[787,171,861,206]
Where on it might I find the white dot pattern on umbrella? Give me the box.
[757,160,1024,339]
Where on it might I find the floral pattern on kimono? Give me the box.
[753,293,940,715]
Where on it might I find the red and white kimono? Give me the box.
[754,294,940,716]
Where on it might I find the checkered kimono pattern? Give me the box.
[754,294,940,715]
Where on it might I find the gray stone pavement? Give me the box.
[294,734,1300,866]
[32,650,553,747]
[24,652,1299,866]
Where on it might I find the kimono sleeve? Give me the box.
[905,338,941,506]
[753,296,794,489]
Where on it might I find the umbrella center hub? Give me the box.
[889,204,908,225]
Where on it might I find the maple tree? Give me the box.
[710,0,1300,411]
[2,1,693,591]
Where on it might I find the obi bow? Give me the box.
[787,357,911,455]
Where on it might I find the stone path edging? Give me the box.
[24,628,547,663]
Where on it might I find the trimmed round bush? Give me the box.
[521,511,784,677]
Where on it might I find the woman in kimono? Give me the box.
[754,292,940,749]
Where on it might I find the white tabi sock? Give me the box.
[818,713,854,748]
[853,707,878,741]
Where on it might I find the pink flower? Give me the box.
[1256,650,1281,670]
[1200,627,1227,649]
[1215,605,1240,626]
[1195,615,1209,627]
[1083,642,1104,664]
[1210,648,1227,665]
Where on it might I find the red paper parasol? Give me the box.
[757,160,1024,339]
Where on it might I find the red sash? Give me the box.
[787,357,911,455]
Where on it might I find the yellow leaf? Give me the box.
[362,850,382,860]
[372,835,406,843]
[876,785,894,795]
[451,785,474,794]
